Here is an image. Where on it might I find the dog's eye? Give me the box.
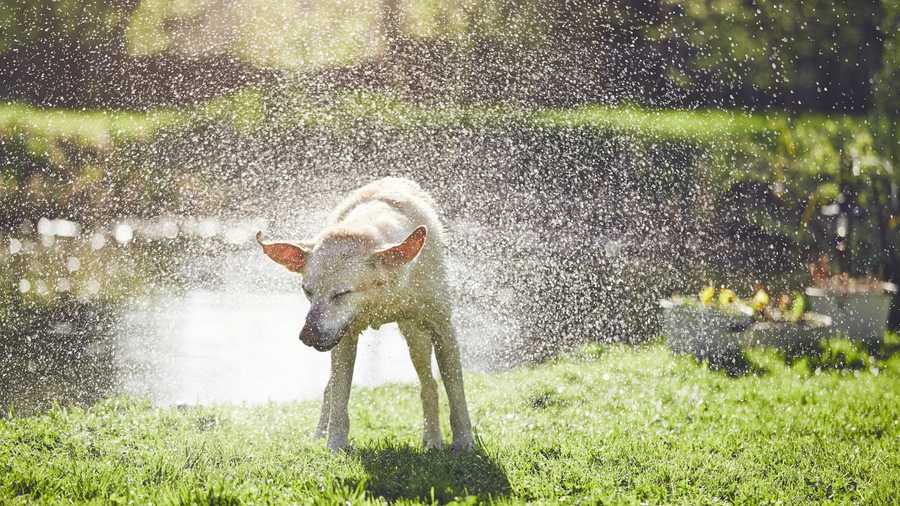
[331,290,352,301]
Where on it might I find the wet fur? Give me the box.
[261,177,474,452]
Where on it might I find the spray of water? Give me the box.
[1,1,892,413]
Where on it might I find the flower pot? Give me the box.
[744,312,833,355]
[804,283,896,346]
[660,299,754,363]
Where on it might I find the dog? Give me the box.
[257,177,474,452]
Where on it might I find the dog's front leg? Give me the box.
[399,321,442,449]
[326,337,358,452]
[431,317,474,452]
[314,378,333,439]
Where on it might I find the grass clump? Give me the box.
[817,338,874,370]
[2,343,899,504]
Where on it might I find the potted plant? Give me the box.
[662,285,834,362]
[660,287,754,363]
[804,256,896,346]
[745,286,833,355]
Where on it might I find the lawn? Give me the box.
[2,341,899,504]
[0,90,772,144]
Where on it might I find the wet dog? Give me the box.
[257,177,473,452]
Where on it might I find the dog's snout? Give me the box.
[299,323,319,347]
[299,308,323,347]
[300,304,339,351]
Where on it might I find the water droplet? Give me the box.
[67,257,81,273]
[35,280,49,296]
[90,232,107,250]
[84,278,101,295]
[114,224,134,244]
[37,217,52,236]
[56,278,72,292]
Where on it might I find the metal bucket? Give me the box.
[660,299,753,363]
[804,283,896,346]
[745,312,833,355]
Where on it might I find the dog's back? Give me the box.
[326,177,446,259]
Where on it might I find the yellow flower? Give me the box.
[699,286,716,306]
[718,288,737,306]
[751,289,770,312]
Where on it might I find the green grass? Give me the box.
[2,87,877,161]
[266,90,786,142]
[0,103,179,148]
[532,104,777,141]
[2,342,899,504]
[0,90,267,150]
[0,89,793,147]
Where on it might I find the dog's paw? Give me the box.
[326,436,351,453]
[450,436,474,453]
[327,443,351,453]
[423,437,443,450]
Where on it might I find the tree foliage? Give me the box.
[0,0,894,111]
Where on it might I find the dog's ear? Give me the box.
[256,231,310,273]
[375,226,427,267]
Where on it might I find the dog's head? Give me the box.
[257,226,427,351]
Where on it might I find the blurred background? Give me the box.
[0,0,897,412]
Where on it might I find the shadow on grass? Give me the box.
[692,348,767,377]
[695,336,891,377]
[875,332,900,360]
[784,337,882,372]
[879,341,900,360]
[353,439,511,502]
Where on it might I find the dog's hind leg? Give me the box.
[326,337,358,452]
[430,316,474,452]
[399,321,442,450]
[314,379,333,439]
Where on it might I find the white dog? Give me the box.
[257,177,474,452]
